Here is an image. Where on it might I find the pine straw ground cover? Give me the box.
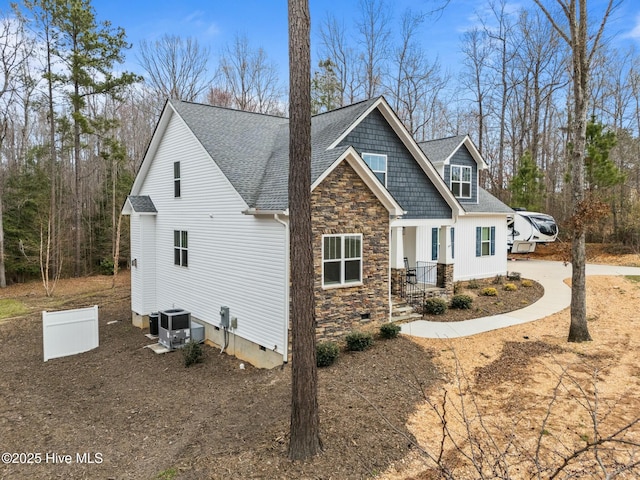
[381,274,640,479]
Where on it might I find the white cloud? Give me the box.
[626,13,640,41]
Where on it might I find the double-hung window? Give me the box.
[174,230,188,267]
[475,226,495,257]
[451,165,471,198]
[174,161,181,198]
[323,234,362,287]
[362,153,387,186]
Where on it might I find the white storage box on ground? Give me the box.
[190,321,204,343]
[158,309,190,349]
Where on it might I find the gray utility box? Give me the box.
[190,322,205,343]
[158,309,191,350]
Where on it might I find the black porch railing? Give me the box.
[401,261,437,305]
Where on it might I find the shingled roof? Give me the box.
[169,98,379,211]
[419,135,468,164]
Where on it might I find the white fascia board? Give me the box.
[311,146,405,217]
[443,135,488,171]
[391,217,455,227]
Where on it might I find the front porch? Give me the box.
[390,224,455,309]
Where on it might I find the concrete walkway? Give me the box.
[400,260,640,339]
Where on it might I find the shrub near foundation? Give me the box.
[316,341,340,367]
[379,322,401,339]
[424,297,448,315]
[450,294,473,310]
[345,331,374,351]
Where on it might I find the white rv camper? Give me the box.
[508,210,558,253]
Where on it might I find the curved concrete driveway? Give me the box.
[401,260,640,339]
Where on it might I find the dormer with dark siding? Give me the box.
[339,108,452,220]
[443,145,479,204]
[419,134,488,207]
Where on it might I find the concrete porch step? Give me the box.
[392,313,423,322]
[392,305,414,316]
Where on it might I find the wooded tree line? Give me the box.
[0,0,638,288]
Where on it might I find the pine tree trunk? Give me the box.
[287,0,322,460]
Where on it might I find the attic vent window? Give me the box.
[362,153,387,186]
[174,161,181,198]
[451,165,471,198]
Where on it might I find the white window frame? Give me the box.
[174,161,181,198]
[174,230,188,267]
[362,153,387,186]
[450,165,472,198]
[480,226,492,256]
[322,234,363,288]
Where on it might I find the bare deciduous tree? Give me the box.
[216,34,284,115]
[357,0,391,99]
[138,34,211,102]
[533,0,618,342]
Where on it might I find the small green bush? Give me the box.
[182,341,204,367]
[379,322,401,339]
[492,274,504,285]
[504,283,518,291]
[522,279,534,288]
[480,287,498,297]
[345,331,374,351]
[453,282,463,294]
[450,294,473,309]
[316,341,340,367]
[467,279,480,289]
[99,258,115,275]
[424,297,448,315]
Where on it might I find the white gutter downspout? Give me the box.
[274,214,289,363]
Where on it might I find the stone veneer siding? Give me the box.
[437,263,454,294]
[311,161,390,340]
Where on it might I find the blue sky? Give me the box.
[4,0,640,83]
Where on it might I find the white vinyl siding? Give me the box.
[130,215,157,316]
[452,215,508,281]
[135,112,288,358]
[322,234,362,287]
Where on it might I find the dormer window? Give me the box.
[362,153,387,186]
[451,165,471,198]
[174,161,181,198]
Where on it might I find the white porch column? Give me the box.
[438,225,453,265]
[390,226,404,269]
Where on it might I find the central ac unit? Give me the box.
[158,308,191,349]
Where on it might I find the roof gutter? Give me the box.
[242,208,289,216]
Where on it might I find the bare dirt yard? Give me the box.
[1,244,639,479]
